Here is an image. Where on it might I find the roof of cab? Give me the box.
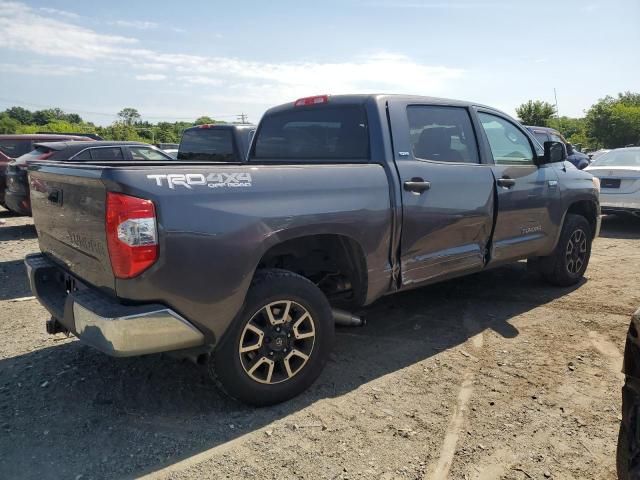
[262,94,505,116]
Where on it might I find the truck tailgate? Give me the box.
[29,164,115,292]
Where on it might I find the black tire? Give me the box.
[540,214,592,287]
[618,422,630,480]
[210,268,334,406]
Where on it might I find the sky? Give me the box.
[0,0,638,126]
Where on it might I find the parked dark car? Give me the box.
[178,124,255,161]
[618,307,640,479]
[5,141,173,216]
[525,126,591,169]
[26,94,600,405]
[0,134,90,208]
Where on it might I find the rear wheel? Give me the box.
[210,269,334,406]
[535,214,592,286]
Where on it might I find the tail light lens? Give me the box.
[294,95,329,107]
[106,192,158,279]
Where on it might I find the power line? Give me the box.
[237,113,249,123]
[0,97,241,121]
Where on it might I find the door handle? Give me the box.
[404,178,431,193]
[47,189,61,204]
[496,177,516,188]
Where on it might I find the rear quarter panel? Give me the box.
[106,163,393,342]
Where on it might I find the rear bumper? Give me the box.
[25,253,205,357]
[600,192,640,213]
[602,205,640,217]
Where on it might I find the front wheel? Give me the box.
[210,269,334,406]
[536,214,593,286]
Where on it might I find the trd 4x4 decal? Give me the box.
[147,172,252,189]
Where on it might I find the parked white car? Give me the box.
[586,147,640,217]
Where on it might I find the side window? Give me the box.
[90,147,124,161]
[72,149,92,161]
[478,113,534,165]
[129,147,170,160]
[407,106,479,164]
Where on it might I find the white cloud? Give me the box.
[0,62,93,75]
[39,7,80,19]
[0,1,465,111]
[112,20,159,30]
[135,73,167,81]
[0,1,139,60]
[179,76,225,86]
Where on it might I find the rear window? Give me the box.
[0,139,32,158]
[178,128,237,161]
[252,105,369,161]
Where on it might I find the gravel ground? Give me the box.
[1,205,639,480]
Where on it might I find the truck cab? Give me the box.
[178,124,255,162]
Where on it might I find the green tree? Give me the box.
[4,106,33,124]
[515,100,556,126]
[0,114,20,134]
[117,108,141,126]
[585,92,640,148]
[194,116,215,125]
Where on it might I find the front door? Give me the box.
[476,111,561,263]
[388,102,495,286]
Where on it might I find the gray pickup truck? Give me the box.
[26,94,601,405]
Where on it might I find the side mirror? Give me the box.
[566,143,574,155]
[537,141,567,165]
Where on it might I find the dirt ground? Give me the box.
[1,205,639,480]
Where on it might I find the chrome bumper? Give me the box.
[25,253,204,357]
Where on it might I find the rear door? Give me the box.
[387,101,495,286]
[476,110,561,262]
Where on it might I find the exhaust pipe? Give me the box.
[333,308,366,327]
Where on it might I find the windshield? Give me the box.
[591,149,640,167]
[178,128,237,161]
[0,139,33,159]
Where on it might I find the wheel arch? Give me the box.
[254,233,369,309]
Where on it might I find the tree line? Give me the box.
[0,107,224,144]
[1,92,639,150]
[515,91,640,150]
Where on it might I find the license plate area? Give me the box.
[601,178,621,189]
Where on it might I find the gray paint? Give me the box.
[28,94,600,347]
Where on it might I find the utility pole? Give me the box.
[237,113,248,124]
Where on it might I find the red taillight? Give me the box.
[294,95,329,107]
[106,192,158,279]
[198,124,216,129]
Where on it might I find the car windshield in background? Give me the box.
[130,146,173,161]
[533,132,549,145]
[253,105,369,161]
[592,149,640,167]
[0,139,32,158]
[178,129,236,161]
